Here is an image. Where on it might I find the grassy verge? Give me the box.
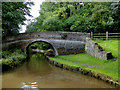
[0,49,26,71]
[93,40,119,57]
[49,53,118,79]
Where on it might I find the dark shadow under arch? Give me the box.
[26,40,58,57]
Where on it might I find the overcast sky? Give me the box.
[20,0,45,33]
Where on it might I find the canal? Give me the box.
[1,54,115,88]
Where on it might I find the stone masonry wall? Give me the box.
[2,31,89,55]
[85,39,113,60]
[2,31,89,43]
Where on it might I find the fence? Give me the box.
[90,31,120,40]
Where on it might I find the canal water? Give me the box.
[1,54,115,88]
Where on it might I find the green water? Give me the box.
[1,54,115,88]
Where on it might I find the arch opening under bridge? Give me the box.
[25,40,58,56]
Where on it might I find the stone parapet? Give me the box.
[85,38,113,60]
[2,31,90,43]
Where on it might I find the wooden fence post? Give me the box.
[106,31,108,40]
[91,31,93,40]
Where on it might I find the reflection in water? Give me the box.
[2,54,115,88]
[26,54,52,76]
[21,82,38,88]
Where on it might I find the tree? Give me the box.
[42,16,63,31]
[110,2,120,32]
[26,22,39,33]
[0,2,2,37]
[89,2,113,32]
[26,2,119,33]
[2,2,34,37]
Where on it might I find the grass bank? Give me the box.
[49,53,118,80]
[93,40,119,58]
[0,49,26,71]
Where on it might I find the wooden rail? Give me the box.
[90,31,120,40]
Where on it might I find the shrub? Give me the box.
[1,49,26,71]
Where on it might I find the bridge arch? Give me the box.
[2,31,89,55]
[25,40,58,56]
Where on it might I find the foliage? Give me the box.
[61,34,67,39]
[25,22,39,33]
[29,42,53,50]
[0,50,12,58]
[110,2,120,32]
[28,42,55,56]
[1,49,26,71]
[26,2,120,33]
[0,3,2,37]
[2,2,34,37]
[42,16,63,31]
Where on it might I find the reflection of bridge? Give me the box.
[2,31,89,56]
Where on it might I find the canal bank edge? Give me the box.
[47,58,119,87]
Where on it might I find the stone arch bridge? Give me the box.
[2,31,89,56]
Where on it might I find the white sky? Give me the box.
[20,0,45,33]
